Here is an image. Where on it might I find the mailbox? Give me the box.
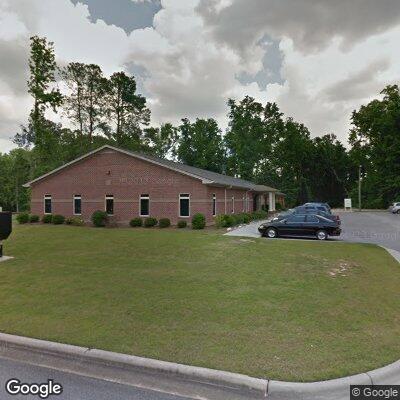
[0,211,12,258]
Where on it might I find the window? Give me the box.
[74,195,82,215]
[105,195,114,215]
[44,195,52,214]
[231,196,235,213]
[179,194,190,217]
[212,194,216,216]
[140,194,150,217]
[306,215,319,223]
[287,215,306,223]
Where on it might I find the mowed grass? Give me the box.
[1,224,400,381]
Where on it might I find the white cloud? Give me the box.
[0,0,400,153]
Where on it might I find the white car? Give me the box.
[389,202,400,214]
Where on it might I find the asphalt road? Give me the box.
[0,358,193,400]
[227,210,400,253]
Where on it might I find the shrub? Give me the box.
[130,218,143,227]
[29,215,40,223]
[16,213,30,224]
[52,214,65,225]
[177,220,187,229]
[192,213,206,230]
[91,210,108,227]
[276,202,283,211]
[144,217,158,227]
[42,214,53,224]
[214,214,235,228]
[159,218,171,228]
[252,210,269,220]
[65,217,85,226]
[241,213,252,223]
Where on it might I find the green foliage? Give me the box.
[52,215,65,225]
[252,210,269,220]
[65,217,85,226]
[129,218,143,227]
[91,211,108,227]
[144,217,158,227]
[275,203,283,211]
[241,213,252,223]
[191,213,206,230]
[214,214,235,228]
[176,118,226,173]
[42,214,53,224]
[29,215,40,223]
[177,220,187,229]
[159,218,171,228]
[348,85,400,207]
[16,213,30,224]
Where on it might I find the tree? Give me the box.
[348,85,400,207]
[105,72,150,147]
[143,123,178,157]
[62,63,107,141]
[225,96,283,180]
[175,118,225,172]
[27,36,62,146]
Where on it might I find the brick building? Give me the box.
[24,145,281,225]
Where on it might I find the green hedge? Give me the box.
[42,214,53,224]
[52,215,66,225]
[215,210,268,228]
[192,213,206,230]
[144,217,158,227]
[130,218,143,227]
[65,217,85,226]
[16,213,30,224]
[159,218,171,228]
[29,215,40,223]
[177,220,187,228]
[91,211,108,227]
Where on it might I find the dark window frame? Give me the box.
[44,195,52,214]
[105,195,114,216]
[140,194,150,217]
[74,195,82,215]
[179,194,190,218]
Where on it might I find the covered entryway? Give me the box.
[253,185,278,212]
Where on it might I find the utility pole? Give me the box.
[358,165,362,211]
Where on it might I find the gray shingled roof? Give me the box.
[24,145,279,192]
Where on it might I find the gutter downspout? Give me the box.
[224,188,227,214]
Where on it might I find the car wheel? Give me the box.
[266,228,278,238]
[316,230,328,240]
[397,210,400,214]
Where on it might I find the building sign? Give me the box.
[344,198,352,209]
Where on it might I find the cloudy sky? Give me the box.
[1,0,400,153]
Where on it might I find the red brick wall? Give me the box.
[30,149,252,225]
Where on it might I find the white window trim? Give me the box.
[212,194,217,217]
[231,196,235,214]
[242,195,245,212]
[179,193,190,218]
[44,195,52,215]
[105,195,114,216]
[73,195,82,215]
[139,194,150,217]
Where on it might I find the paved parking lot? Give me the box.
[226,211,400,257]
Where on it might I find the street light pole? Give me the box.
[358,165,362,211]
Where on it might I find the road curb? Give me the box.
[1,333,400,399]
[0,332,267,399]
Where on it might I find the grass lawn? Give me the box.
[1,224,400,382]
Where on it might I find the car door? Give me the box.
[304,215,320,236]
[282,215,307,236]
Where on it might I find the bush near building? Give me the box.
[42,215,53,224]
[144,217,158,228]
[91,211,108,227]
[192,213,206,230]
[130,218,143,227]
[159,218,171,228]
[16,213,30,224]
